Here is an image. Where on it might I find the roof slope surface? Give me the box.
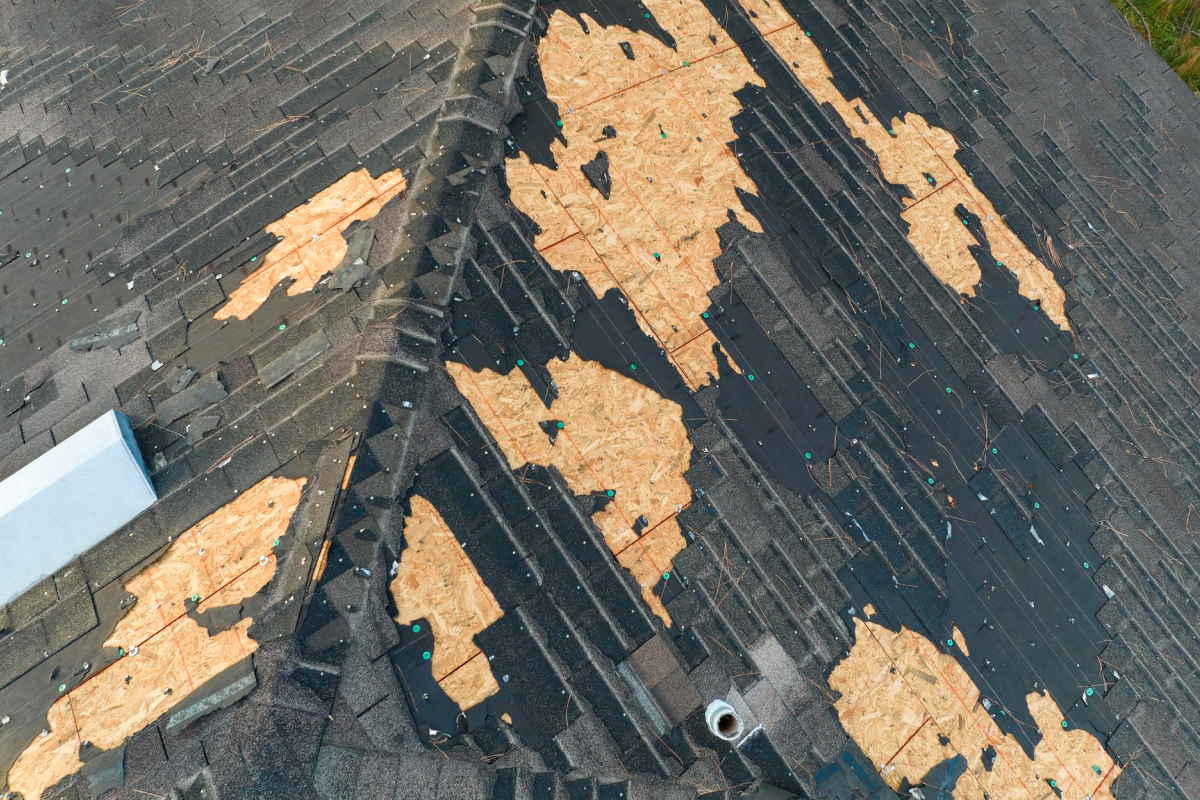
[1,0,1200,798]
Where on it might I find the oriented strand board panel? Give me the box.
[437,652,498,713]
[216,168,406,320]
[830,615,1119,800]
[6,476,305,800]
[508,8,765,387]
[390,495,502,709]
[448,356,691,624]
[738,10,1069,330]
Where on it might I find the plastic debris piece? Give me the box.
[581,150,612,199]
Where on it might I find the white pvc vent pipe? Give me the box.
[704,699,743,741]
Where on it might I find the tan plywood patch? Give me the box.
[389,495,502,709]
[508,10,768,386]
[447,356,690,624]
[748,19,1069,329]
[900,181,985,296]
[6,701,81,800]
[950,624,970,656]
[216,168,406,320]
[670,330,739,390]
[830,617,1119,799]
[437,653,498,714]
[505,155,580,250]
[7,476,305,800]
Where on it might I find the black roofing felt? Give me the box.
[2,0,1200,797]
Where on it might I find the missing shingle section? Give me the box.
[448,356,690,624]
[6,476,306,800]
[215,168,406,321]
[829,613,1119,799]
[738,2,1069,330]
[506,5,758,387]
[390,495,502,712]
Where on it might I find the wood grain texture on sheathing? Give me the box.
[6,476,306,800]
[508,1,781,389]
[216,168,406,320]
[732,0,1070,330]
[448,356,690,624]
[830,613,1118,800]
[390,495,502,712]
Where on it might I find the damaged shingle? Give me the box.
[68,312,141,352]
[327,223,376,291]
[258,331,331,388]
[184,414,221,445]
[169,366,196,394]
[154,372,226,425]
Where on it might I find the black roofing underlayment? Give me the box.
[3,0,1200,797]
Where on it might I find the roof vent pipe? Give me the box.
[705,699,743,741]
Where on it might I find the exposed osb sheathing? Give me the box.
[830,615,1118,799]
[216,168,406,320]
[508,7,770,388]
[951,624,970,656]
[7,476,306,800]
[448,357,691,624]
[731,1,1069,330]
[390,495,502,711]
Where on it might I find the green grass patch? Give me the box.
[1110,0,1200,91]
